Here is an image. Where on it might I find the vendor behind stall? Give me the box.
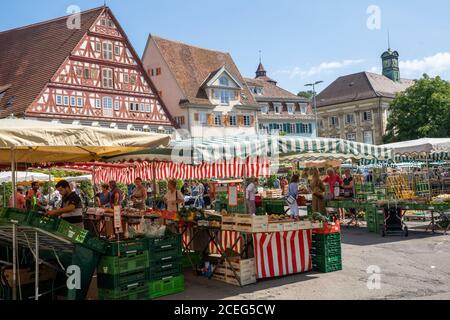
[164,179,184,212]
[26,181,42,210]
[47,180,83,227]
[95,184,111,208]
[131,177,147,210]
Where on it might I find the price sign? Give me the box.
[228,185,238,207]
[114,205,123,232]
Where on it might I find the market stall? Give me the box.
[0,118,171,301]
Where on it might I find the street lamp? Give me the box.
[305,80,323,135]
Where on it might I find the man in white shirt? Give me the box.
[245,178,258,215]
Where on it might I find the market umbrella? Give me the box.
[0,118,171,204]
[0,171,53,184]
[0,118,171,163]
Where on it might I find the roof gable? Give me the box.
[316,72,414,108]
[203,66,243,89]
[245,77,308,102]
[150,35,257,107]
[0,7,104,117]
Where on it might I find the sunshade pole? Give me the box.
[11,148,16,208]
[152,160,157,209]
[12,223,17,300]
[35,231,39,301]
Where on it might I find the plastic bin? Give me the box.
[97,270,147,290]
[98,251,149,275]
[148,274,184,299]
[55,220,88,243]
[98,284,148,300]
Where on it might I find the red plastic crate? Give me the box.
[314,220,341,235]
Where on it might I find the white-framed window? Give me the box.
[102,68,114,89]
[346,133,356,141]
[141,104,145,112]
[243,114,251,127]
[95,99,101,109]
[114,100,120,111]
[260,104,268,114]
[129,102,135,112]
[346,113,355,124]
[56,95,62,106]
[63,96,69,106]
[199,112,207,126]
[330,116,339,127]
[102,96,113,109]
[145,104,151,113]
[114,45,120,56]
[300,103,307,114]
[214,113,222,126]
[287,104,295,115]
[229,113,237,126]
[363,130,373,144]
[219,76,229,87]
[291,124,296,134]
[77,97,83,107]
[102,42,113,60]
[362,111,372,122]
[70,96,76,107]
[95,42,101,52]
[214,90,233,105]
[274,103,282,114]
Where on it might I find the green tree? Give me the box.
[297,90,314,100]
[383,74,450,143]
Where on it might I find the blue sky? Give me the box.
[2,0,450,94]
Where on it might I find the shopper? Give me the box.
[323,168,343,199]
[196,180,205,208]
[164,179,184,212]
[95,184,111,208]
[273,176,281,189]
[47,180,83,227]
[9,186,26,209]
[310,168,326,215]
[109,180,124,208]
[131,177,147,210]
[287,174,300,219]
[245,177,258,215]
[280,176,289,195]
[342,169,357,222]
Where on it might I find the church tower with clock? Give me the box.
[381,48,400,82]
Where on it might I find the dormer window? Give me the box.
[219,76,229,87]
[287,103,295,115]
[214,89,233,105]
[260,104,268,114]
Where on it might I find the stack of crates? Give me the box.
[97,239,149,300]
[355,183,376,201]
[365,207,385,234]
[311,232,342,273]
[146,233,184,299]
[264,199,286,215]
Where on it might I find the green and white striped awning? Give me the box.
[169,135,393,165]
[107,135,393,165]
[382,138,450,162]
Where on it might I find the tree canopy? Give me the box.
[297,90,314,100]
[383,74,450,143]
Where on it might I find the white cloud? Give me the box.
[400,52,450,77]
[369,66,381,74]
[277,59,365,79]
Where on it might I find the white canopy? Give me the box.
[0,118,171,163]
[0,171,53,184]
[64,175,93,182]
[382,138,450,161]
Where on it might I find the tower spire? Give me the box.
[259,50,262,64]
[387,29,391,50]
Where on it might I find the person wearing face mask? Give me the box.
[47,180,83,228]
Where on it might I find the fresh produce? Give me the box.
[432,194,450,203]
[309,212,329,223]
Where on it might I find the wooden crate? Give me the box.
[267,223,285,233]
[234,215,268,233]
[264,189,283,198]
[212,258,256,286]
[297,220,313,230]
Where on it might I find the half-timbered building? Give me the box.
[0,7,175,133]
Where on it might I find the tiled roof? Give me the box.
[316,72,414,108]
[151,35,257,107]
[0,7,104,118]
[244,77,309,102]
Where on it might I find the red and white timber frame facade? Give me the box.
[26,9,174,132]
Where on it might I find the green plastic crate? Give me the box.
[265,200,286,214]
[149,247,181,263]
[98,284,148,300]
[148,274,184,299]
[312,254,342,265]
[312,233,341,242]
[98,251,149,275]
[84,235,108,254]
[29,214,60,232]
[55,220,88,243]
[311,245,341,256]
[106,239,147,256]
[147,233,182,254]
[147,257,183,281]
[97,271,147,290]
[3,209,33,225]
